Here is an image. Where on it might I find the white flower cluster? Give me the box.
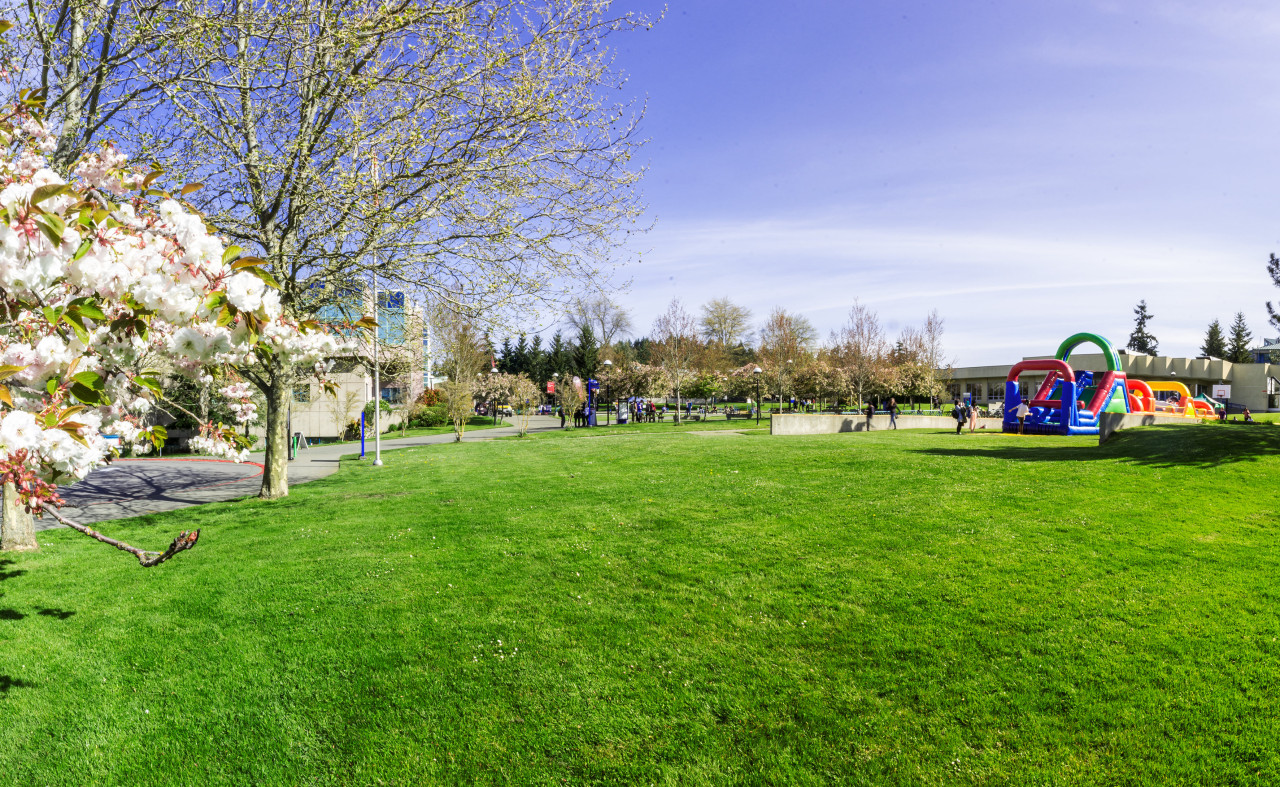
[219,381,257,424]
[188,434,250,463]
[0,116,348,504]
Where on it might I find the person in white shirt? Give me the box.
[1015,400,1031,434]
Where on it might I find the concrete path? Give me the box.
[43,416,566,529]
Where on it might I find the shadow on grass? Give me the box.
[37,608,75,620]
[0,609,24,620]
[0,675,33,693]
[913,425,1280,468]
[0,558,23,582]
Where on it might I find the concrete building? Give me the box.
[950,350,1280,412]
[285,287,426,440]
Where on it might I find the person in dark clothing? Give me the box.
[888,398,899,430]
[558,406,565,428]
[953,399,966,434]
[864,402,874,430]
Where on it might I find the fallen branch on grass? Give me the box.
[45,508,200,567]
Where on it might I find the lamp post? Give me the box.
[783,358,793,413]
[754,366,763,425]
[490,366,498,425]
[371,277,382,467]
[602,359,613,426]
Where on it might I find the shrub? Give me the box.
[409,404,449,428]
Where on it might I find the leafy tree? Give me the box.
[0,104,339,561]
[827,301,886,407]
[1126,300,1159,356]
[651,300,700,425]
[19,1,653,499]
[566,295,633,349]
[757,307,817,370]
[1227,312,1254,364]
[699,297,754,349]
[433,307,488,442]
[1200,319,1227,358]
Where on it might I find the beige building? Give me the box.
[280,288,426,441]
[950,350,1280,412]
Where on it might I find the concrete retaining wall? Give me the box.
[771,414,1004,435]
[1098,412,1205,443]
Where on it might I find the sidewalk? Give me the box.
[44,416,566,528]
[282,414,564,485]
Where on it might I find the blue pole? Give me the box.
[360,410,366,459]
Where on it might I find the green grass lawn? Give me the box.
[316,415,512,445]
[2,424,1279,784]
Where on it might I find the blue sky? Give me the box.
[606,1,1280,365]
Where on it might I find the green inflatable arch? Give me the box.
[1055,332,1122,372]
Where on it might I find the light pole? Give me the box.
[371,277,382,467]
[490,366,499,424]
[370,153,385,468]
[782,358,793,413]
[754,366,763,425]
[602,359,613,426]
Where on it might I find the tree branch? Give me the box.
[45,507,200,567]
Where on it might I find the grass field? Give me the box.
[1,424,1278,784]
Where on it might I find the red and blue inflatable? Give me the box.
[1003,332,1131,436]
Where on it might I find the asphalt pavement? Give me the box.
[40,415,565,530]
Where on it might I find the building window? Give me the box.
[293,384,311,403]
[381,387,403,404]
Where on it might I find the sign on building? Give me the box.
[1213,384,1231,399]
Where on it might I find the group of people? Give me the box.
[622,401,660,423]
[862,398,902,430]
[952,399,981,434]
[555,406,591,428]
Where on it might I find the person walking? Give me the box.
[558,405,565,428]
[864,401,874,431]
[968,399,978,433]
[953,399,966,435]
[1015,399,1030,434]
[888,398,899,430]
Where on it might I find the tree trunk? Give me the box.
[0,482,37,552]
[259,371,291,500]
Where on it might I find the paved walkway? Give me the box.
[44,416,565,528]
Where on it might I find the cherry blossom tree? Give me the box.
[0,87,347,564]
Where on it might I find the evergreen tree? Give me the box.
[1227,311,1254,364]
[1200,319,1226,358]
[631,337,652,364]
[1126,300,1159,356]
[497,336,514,372]
[512,334,526,377]
[481,332,497,370]
[528,334,546,384]
[573,323,599,378]
[548,331,571,378]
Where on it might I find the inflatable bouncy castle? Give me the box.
[1003,332,1212,436]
